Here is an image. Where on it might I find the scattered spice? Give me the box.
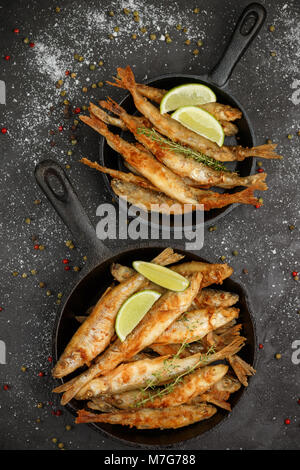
[89,63,96,70]
[64,266,70,271]
[1,127,7,134]
[98,60,104,66]
[259,343,264,349]
[232,250,238,256]
[193,7,200,14]
[185,39,191,45]
[65,425,72,431]
[275,353,281,359]
[284,418,291,425]
[37,402,43,408]
[287,134,293,139]
[46,290,52,296]
[270,51,276,57]
[193,49,199,55]
[208,225,217,232]
[97,81,104,87]
[38,371,44,377]
[39,282,45,288]
[149,33,156,40]
[289,225,295,231]
[3,384,9,391]
[269,25,275,32]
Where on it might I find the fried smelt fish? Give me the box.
[52,248,180,378]
[152,307,239,345]
[80,115,200,205]
[115,66,282,161]
[136,364,229,408]
[228,354,256,386]
[195,288,239,308]
[75,336,245,400]
[107,78,242,122]
[75,404,217,429]
[111,179,195,214]
[56,273,202,404]
[98,100,267,190]
[171,261,233,287]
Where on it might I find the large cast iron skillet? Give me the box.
[100,3,266,229]
[35,160,257,447]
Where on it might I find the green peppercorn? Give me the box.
[140,27,147,33]
[23,37,29,44]
[133,10,139,16]
[166,37,172,43]
[39,244,45,250]
[46,290,52,296]
[58,442,64,449]
[197,39,203,47]
[114,26,119,32]
[208,225,217,232]
[149,34,156,40]
[71,72,77,78]
[67,150,73,156]
[220,255,226,261]
[270,51,276,57]
[193,7,200,14]
[176,24,182,30]
[74,53,79,60]
[73,266,81,272]
[108,34,114,40]
[57,292,63,299]
[21,366,27,372]
[60,90,66,97]
[55,7,61,13]
[257,161,263,167]
[232,250,238,256]
[287,134,293,139]
[132,33,137,40]
[82,105,88,111]
[25,217,31,224]
[73,120,79,126]
[52,438,58,444]
[83,255,87,261]
[22,273,28,279]
[123,8,130,15]
[269,25,275,32]
[98,60,104,66]
[65,164,71,170]
[89,64,96,70]
[12,271,19,277]
[91,83,97,89]
[78,56,84,62]
[108,10,114,16]
[133,16,140,22]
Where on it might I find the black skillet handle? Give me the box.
[34,160,111,265]
[208,3,266,87]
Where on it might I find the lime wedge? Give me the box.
[115,289,161,342]
[160,83,216,114]
[132,261,190,291]
[171,106,225,147]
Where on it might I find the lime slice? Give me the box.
[115,289,161,342]
[160,83,216,114]
[171,106,225,146]
[132,261,190,292]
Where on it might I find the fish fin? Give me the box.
[237,144,283,160]
[117,65,136,91]
[249,173,268,191]
[228,354,256,386]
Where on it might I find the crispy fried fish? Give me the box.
[114,66,281,162]
[152,307,239,345]
[75,404,217,429]
[97,100,267,190]
[74,337,245,400]
[55,272,202,404]
[52,248,181,378]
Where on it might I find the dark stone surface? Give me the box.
[0,0,299,450]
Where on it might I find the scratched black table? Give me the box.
[0,0,299,450]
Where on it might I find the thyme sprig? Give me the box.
[135,345,216,408]
[137,127,231,173]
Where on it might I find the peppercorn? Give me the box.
[60,90,66,97]
[232,250,238,256]
[37,402,43,408]
[183,27,188,33]
[270,51,276,57]
[67,150,73,156]
[31,269,37,275]
[39,282,45,288]
[275,353,281,359]
[39,244,45,250]
[114,26,119,32]
[65,164,70,169]
[55,7,61,13]
[193,49,199,55]
[12,271,19,277]
[91,83,97,89]
[73,266,81,272]
[284,418,291,425]
[25,217,31,224]
[289,225,295,231]
[269,25,275,32]
[57,292,63,298]
[166,37,172,43]
[133,16,140,22]
[220,255,226,261]
[22,273,28,279]
[21,366,27,372]
[287,134,293,139]
[52,438,58,444]
[23,37,29,44]
[65,424,72,431]
[108,10,114,16]
[46,290,52,296]
[89,64,96,70]
[71,72,77,78]
[197,39,203,47]
[108,34,114,40]
[82,105,88,110]
[140,27,147,33]
[97,81,104,88]
[193,7,200,14]
[82,86,88,93]
[123,8,130,15]
[185,39,191,45]
[149,34,156,40]
[83,256,87,261]
[132,33,137,40]
[78,56,84,62]
[98,60,104,66]
[176,24,182,30]
[208,225,217,232]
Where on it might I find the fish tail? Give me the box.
[99,97,123,117]
[248,173,268,191]
[79,114,110,138]
[106,76,126,90]
[238,144,283,160]
[117,65,137,91]
[214,336,246,361]
[234,187,259,206]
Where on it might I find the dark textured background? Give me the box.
[0,0,299,450]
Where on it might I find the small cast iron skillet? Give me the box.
[100,3,266,229]
[35,160,257,447]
